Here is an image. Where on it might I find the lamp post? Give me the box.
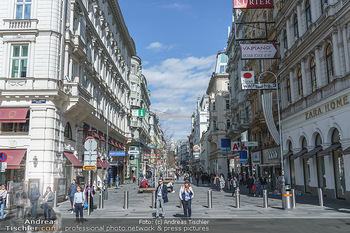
[257,71,285,188]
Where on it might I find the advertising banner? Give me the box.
[233,0,274,9]
[240,43,278,59]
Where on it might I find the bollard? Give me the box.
[292,189,296,208]
[54,191,57,208]
[282,185,293,210]
[263,189,268,208]
[318,188,323,206]
[99,190,104,209]
[207,190,212,209]
[235,189,240,208]
[152,191,156,209]
[123,191,129,209]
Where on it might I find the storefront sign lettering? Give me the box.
[305,95,349,120]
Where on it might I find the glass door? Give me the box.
[303,158,311,193]
[333,148,346,199]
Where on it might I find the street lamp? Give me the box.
[257,71,285,188]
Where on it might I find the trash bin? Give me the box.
[282,185,293,210]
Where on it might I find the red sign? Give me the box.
[0,152,7,162]
[233,0,274,9]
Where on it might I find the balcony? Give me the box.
[2,19,38,32]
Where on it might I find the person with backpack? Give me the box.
[15,186,27,219]
[29,184,40,219]
[73,185,85,225]
[66,179,77,213]
[179,180,194,218]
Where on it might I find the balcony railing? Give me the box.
[3,19,38,30]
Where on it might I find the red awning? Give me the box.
[100,135,106,142]
[96,160,102,169]
[107,163,112,168]
[0,149,26,169]
[64,152,83,168]
[93,132,99,139]
[0,108,28,123]
[97,158,106,168]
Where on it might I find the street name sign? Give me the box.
[242,83,277,90]
[83,165,96,171]
[128,150,139,155]
[110,151,125,156]
[240,43,278,59]
[243,141,259,147]
[233,0,274,9]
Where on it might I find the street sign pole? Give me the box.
[88,140,91,216]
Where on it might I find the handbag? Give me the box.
[252,185,257,191]
[84,202,88,209]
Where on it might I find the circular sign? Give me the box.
[243,72,252,79]
[193,145,200,152]
[0,152,7,162]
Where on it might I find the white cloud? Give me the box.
[162,3,189,10]
[145,42,175,52]
[143,54,216,140]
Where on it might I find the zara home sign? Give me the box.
[305,95,349,120]
[233,0,274,9]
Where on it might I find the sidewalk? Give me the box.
[55,178,350,219]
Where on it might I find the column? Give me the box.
[286,18,292,49]
[301,59,309,96]
[332,29,341,77]
[297,4,304,36]
[314,46,323,88]
[342,25,350,73]
[289,70,296,103]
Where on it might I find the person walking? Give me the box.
[155,178,168,218]
[73,186,85,225]
[230,177,238,197]
[219,175,225,192]
[247,176,254,195]
[214,174,220,191]
[195,174,199,186]
[179,180,194,218]
[15,186,27,219]
[115,174,119,189]
[84,184,95,212]
[0,185,7,220]
[66,179,77,213]
[43,187,54,221]
[261,175,267,190]
[254,177,262,197]
[29,184,40,219]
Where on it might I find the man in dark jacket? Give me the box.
[29,184,40,219]
[155,178,168,218]
[247,176,254,194]
[66,179,77,213]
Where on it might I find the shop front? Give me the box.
[261,147,281,192]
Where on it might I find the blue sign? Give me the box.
[221,139,231,152]
[239,151,248,164]
[31,99,46,104]
[109,163,119,166]
[0,153,7,162]
[110,151,125,156]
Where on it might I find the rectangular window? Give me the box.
[212,102,216,111]
[11,45,28,78]
[226,100,230,110]
[0,113,30,134]
[16,0,32,19]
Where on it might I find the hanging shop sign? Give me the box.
[240,43,278,59]
[233,0,274,9]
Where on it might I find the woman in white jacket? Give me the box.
[179,180,194,218]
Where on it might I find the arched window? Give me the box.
[331,128,340,143]
[305,0,312,28]
[302,137,307,149]
[287,78,291,103]
[64,123,73,140]
[310,58,317,92]
[326,44,334,83]
[315,133,322,146]
[294,14,299,38]
[298,68,303,97]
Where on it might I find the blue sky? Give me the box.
[118,0,233,140]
